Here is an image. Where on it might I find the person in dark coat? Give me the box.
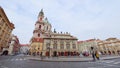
[90,47,96,61]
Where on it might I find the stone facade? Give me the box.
[97,38,120,55]
[78,39,99,53]
[8,34,20,55]
[29,9,78,57]
[0,7,14,53]
[20,44,30,55]
[78,38,120,55]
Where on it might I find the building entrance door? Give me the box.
[2,50,8,55]
[53,51,57,57]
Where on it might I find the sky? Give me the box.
[0,0,120,44]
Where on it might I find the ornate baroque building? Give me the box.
[29,9,78,56]
[0,7,15,54]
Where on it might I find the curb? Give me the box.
[29,59,93,62]
[27,56,120,62]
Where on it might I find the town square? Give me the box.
[0,0,120,68]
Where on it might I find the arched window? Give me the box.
[72,41,76,49]
[47,26,48,30]
[60,40,64,49]
[72,44,76,49]
[39,25,41,29]
[66,41,70,49]
[53,41,57,49]
[38,34,40,37]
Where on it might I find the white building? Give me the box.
[8,34,20,55]
[20,44,30,55]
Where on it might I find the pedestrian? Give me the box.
[95,51,100,60]
[90,47,96,61]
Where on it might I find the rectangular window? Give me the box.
[66,41,70,49]
[39,25,41,29]
[53,44,57,49]
[60,44,64,49]
[0,15,2,22]
[46,43,50,50]
[0,19,4,26]
[72,44,76,49]
[53,41,57,49]
[66,44,70,49]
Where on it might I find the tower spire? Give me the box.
[45,17,48,23]
[38,9,44,21]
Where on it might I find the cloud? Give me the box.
[0,0,120,43]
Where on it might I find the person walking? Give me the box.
[90,47,96,61]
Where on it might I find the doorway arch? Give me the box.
[2,50,8,55]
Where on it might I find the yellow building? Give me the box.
[29,38,43,56]
[29,9,78,57]
[0,7,15,53]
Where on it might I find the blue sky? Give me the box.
[0,0,120,43]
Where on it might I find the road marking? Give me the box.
[16,59,18,61]
[98,60,120,65]
[88,60,120,68]
[88,67,96,68]
[88,66,108,68]
[3,67,8,68]
[9,58,27,61]
[11,59,14,61]
[24,58,26,60]
[19,58,22,61]
[1,66,8,68]
[105,61,114,63]
[113,61,120,64]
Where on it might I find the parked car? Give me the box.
[82,52,89,57]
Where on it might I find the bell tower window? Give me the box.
[47,26,48,30]
[39,25,41,29]
[38,34,40,37]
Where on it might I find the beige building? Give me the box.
[29,9,78,57]
[8,34,20,55]
[97,38,120,55]
[78,39,99,53]
[0,7,14,54]
[20,44,30,55]
[78,38,120,55]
